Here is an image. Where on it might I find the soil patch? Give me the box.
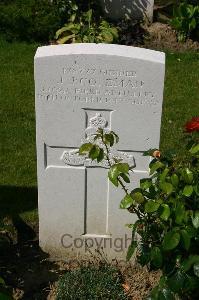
[143,22,199,52]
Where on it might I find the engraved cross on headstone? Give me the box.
[60,111,135,237]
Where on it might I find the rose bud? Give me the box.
[152,150,161,158]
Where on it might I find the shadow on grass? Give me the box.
[0,185,37,217]
[0,186,59,299]
[0,185,38,241]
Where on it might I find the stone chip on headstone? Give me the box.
[34,44,165,260]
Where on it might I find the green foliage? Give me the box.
[55,7,119,44]
[79,122,199,299]
[0,269,12,299]
[56,264,128,300]
[0,0,64,42]
[171,1,199,42]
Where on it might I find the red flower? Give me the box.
[185,117,199,133]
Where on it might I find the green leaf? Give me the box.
[79,143,93,155]
[145,201,160,213]
[193,184,199,196]
[84,9,92,23]
[192,211,199,229]
[189,144,199,154]
[148,277,171,299]
[126,241,137,261]
[160,168,170,183]
[182,168,194,184]
[0,277,5,285]
[117,163,129,173]
[140,178,152,190]
[120,173,130,183]
[97,148,104,162]
[0,293,12,300]
[130,220,140,240]
[148,286,159,300]
[175,203,185,225]
[108,163,129,187]
[171,174,179,187]
[131,191,145,204]
[160,182,173,195]
[160,204,170,221]
[167,270,185,293]
[162,231,180,251]
[108,27,119,40]
[186,225,196,238]
[138,244,151,266]
[55,24,76,38]
[108,165,119,186]
[103,133,114,146]
[181,229,191,251]
[88,145,100,160]
[57,33,75,44]
[110,131,119,143]
[120,194,134,209]
[101,31,114,43]
[69,13,77,22]
[183,185,193,197]
[156,198,163,204]
[150,161,164,175]
[151,247,162,268]
[184,274,199,293]
[159,287,176,300]
[193,263,199,277]
[182,255,199,272]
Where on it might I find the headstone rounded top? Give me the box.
[34,39,165,259]
[35,43,165,64]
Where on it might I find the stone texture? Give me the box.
[34,44,165,260]
[99,0,154,22]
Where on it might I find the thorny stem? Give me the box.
[100,133,142,219]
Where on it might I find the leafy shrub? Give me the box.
[0,277,12,300]
[171,1,199,42]
[79,117,199,299]
[0,0,117,43]
[0,0,64,42]
[55,7,119,44]
[56,264,128,300]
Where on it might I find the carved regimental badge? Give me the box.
[61,113,135,168]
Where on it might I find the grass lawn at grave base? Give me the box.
[0,37,199,226]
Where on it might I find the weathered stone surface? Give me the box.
[34,44,165,260]
[99,0,154,22]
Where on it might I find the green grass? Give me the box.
[160,52,199,154]
[56,264,128,300]
[0,39,39,222]
[0,38,198,223]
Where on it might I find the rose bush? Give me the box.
[79,117,199,300]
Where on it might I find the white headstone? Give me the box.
[99,0,154,22]
[35,44,165,260]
